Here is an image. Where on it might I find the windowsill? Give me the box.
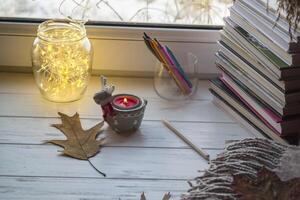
[0,71,259,199]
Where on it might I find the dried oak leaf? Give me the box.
[232,168,300,200]
[46,112,105,160]
[140,192,171,200]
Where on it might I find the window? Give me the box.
[1,0,232,26]
[0,0,233,76]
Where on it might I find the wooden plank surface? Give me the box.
[0,177,187,200]
[0,144,218,179]
[0,93,234,122]
[0,73,255,199]
[0,118,253,149]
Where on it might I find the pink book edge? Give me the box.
[221,73,282,122]
[220,74,282,135]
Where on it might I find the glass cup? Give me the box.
[154,52,198,100]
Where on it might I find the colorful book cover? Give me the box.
[226,18,289,69]
[211,78,281,135]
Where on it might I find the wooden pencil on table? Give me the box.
[161,119,210,161]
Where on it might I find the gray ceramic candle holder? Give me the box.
[93,76,147,133]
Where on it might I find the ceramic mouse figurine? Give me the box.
[93,76,115,119]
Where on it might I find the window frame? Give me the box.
[0,19,220,78]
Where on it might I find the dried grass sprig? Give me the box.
[276,0,300,39]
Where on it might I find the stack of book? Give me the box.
[210,0,300,144]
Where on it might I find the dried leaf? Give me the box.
[46,112,105,160]
[140,192,171,200]
[140,192,146,200]
[232,168,300,200]
[162,192,171,200]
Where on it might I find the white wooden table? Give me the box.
[0,73,256,199]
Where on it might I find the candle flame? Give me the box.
[123,97,128,104]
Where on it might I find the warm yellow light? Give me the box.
[123,97,128,104]
[32,20,92,102]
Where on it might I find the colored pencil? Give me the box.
[165,46,193,88]
[143,33,192,94]
[152,39,190,93]
[153,39,191,93]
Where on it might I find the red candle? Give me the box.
[112,94,141,110]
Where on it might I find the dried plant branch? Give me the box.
[276,0,300,39]
[96,0,124,21]
[58,0,229,25]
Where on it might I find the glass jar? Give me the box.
[32,19,92,102]
[154,52,198,101]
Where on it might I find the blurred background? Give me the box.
[0,0,233,26]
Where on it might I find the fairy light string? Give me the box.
[33,20,92,102]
